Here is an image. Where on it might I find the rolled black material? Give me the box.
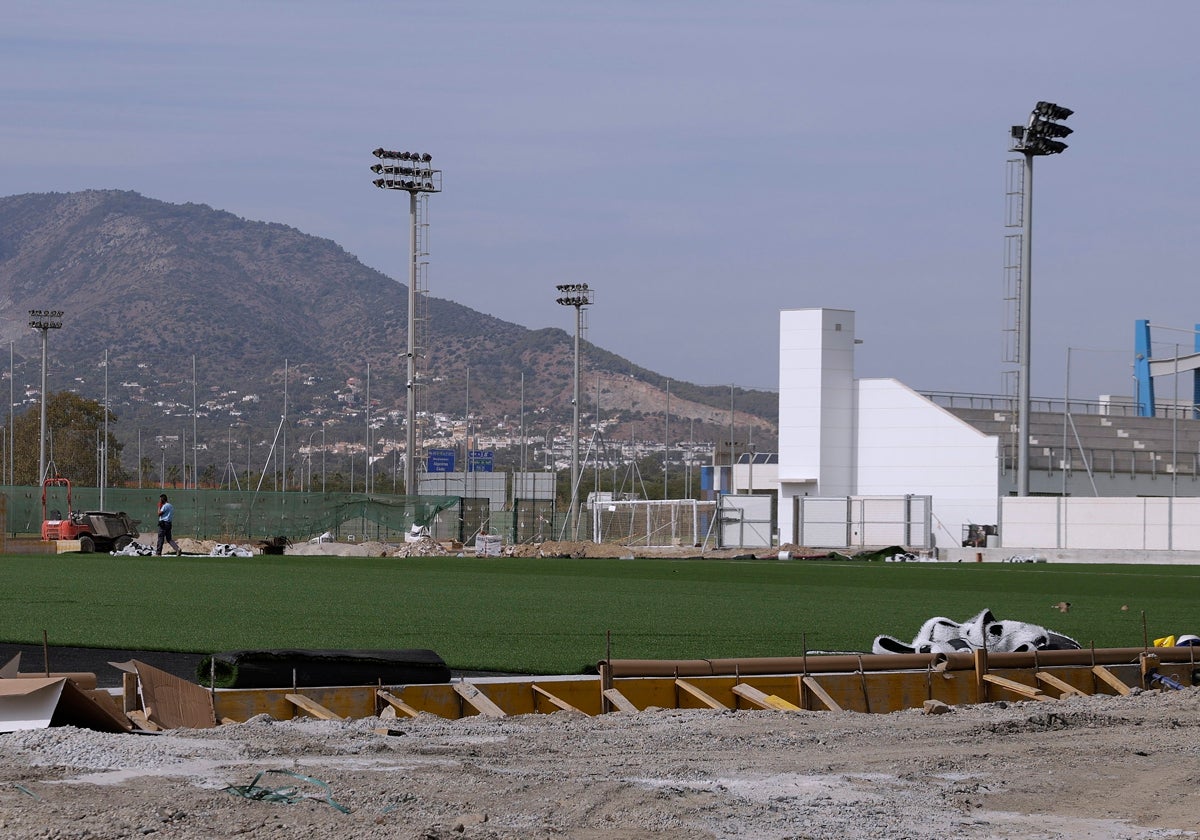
[197,648,450,688]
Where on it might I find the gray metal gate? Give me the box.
[793,495,932,549]
[718,494,774,548]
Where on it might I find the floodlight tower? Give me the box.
[1008,101,1073,496]
[28,309,63,484]
[371,148,442,496]
[556,283,594,538]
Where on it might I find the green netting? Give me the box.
[0,486,458,543]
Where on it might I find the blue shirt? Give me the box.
[159,502,174,524]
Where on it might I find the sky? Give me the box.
[3,1,1198,401]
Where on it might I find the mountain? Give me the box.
[0,190,777,469]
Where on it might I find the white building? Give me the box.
[777,308,999,549]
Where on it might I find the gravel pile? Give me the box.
[2,687,1198,838]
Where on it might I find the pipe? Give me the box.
[602,647,1200,678]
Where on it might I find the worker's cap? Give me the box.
[1175,634,1200,646]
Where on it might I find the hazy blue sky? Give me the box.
[4,1,1197,400]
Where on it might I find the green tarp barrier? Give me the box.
[0,486,459,542]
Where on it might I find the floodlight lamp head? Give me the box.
[1031,118,1073,139]
[420,153,432,162]
[370,163,384,173]
[372,147,385,158]
[373,178,386,188]
[1035,101,1073,121]
[1028,137,1068,156]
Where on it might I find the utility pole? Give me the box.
[28,309,63,484]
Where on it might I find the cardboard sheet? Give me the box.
[110,660,216,729]
[0,677,131,734]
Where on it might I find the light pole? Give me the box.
[1009,100,1073,496]
[100,349,108,509]
[307,430,320,492]
[8,340,13,485]
[28,309,63,484]
[556,283,594,539]
[225,423,242,491]
[371,147,442,497]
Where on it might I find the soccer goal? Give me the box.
[591,498,717,547]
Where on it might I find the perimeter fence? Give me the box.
[0,485,460,544]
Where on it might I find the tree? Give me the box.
[10,391,127,486]
[139,456,156,488]
[200,463,218,488]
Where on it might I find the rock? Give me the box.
[923,699,952,715]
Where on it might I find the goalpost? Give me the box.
[591,498,716,547]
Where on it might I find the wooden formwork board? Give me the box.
[602,687,639,712]
[214,684,380,722]
[206,660,1194,724]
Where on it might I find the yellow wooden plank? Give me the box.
[732,683,802,711]
[532,684,586,714]
[285,693,343,720]
[377,689,423,718]
[675,678,729,710]
[982,674,1054,701]
[973,648,989,703]
[122,672,140,714]
[1092,665,1132,696]
[127,710,161,732]
[373,727,407,736]
[602,687,639,713]
[453,681,508,717]
[1035,671,1088,697]
[800,676,843,712]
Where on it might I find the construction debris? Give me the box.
[872,608,1080,655]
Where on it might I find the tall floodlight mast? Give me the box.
[371,148,442,496]
[556,284,595,539]
[1008,101,1073,496]
[28,309,64,484]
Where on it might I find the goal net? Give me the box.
[591,499,717,547]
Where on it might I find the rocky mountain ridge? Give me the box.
[0,190,777,460]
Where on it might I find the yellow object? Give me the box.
[1153,635,1176,647]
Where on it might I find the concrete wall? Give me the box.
[855,379,1000,549]
[731,462,778,494]
[1002,496,1200,551]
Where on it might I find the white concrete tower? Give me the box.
[778,308,857,500]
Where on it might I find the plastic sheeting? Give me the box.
[196,648,451,689]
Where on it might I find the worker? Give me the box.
[156,493,182,556]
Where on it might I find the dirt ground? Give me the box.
[1,686,1198,839]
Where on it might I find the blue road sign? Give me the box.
[467,449,494,473]
[427,449,456,473]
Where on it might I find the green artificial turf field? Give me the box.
[2,553,1197,674]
